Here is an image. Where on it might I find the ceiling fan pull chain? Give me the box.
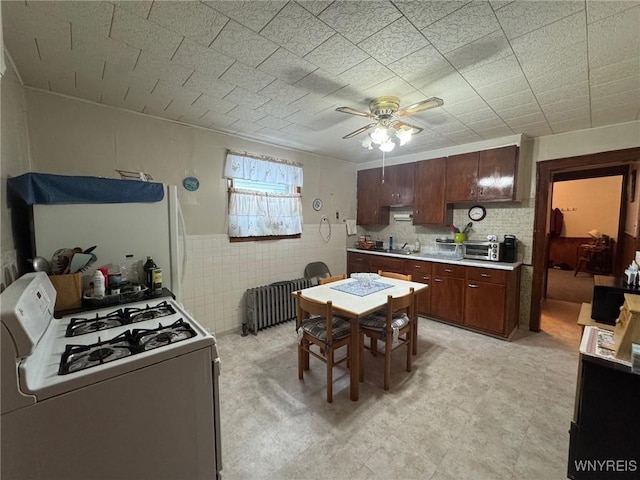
[382,150,385,184]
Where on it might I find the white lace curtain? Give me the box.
[225,151,304,238]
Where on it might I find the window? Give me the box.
[224,151,303,240]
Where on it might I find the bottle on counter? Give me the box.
[143,256,157,290]
[389,236,394,251]
[151,268,162,294]
[120,254,139,287]
[92,270,105,297]
[415,239,420,253]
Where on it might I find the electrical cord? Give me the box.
[319,215,331,244]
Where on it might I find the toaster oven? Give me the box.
[463,241,502,262]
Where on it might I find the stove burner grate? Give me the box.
[59,318,197,375]
[65,301,177,337]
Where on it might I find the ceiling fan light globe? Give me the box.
[379,140,395,152]
[371,126,389,144]
[396,129,412,146]
[361,136,373,149]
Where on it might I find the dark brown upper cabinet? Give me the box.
[356,168,389,225]
[413,157,450,225]
[445,146,519,203]
[379,163,415,206]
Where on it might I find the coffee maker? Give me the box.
[503,235,517,262]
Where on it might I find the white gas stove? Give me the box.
[1,272,222,480]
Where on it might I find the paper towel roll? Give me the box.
[393,213,413,221]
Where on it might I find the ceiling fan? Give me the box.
[335,96,444,149]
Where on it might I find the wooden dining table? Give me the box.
[295,276,428,401]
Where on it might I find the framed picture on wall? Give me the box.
[629,169,637,203]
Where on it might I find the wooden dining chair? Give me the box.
[295,292,352,402]
[359,288,415,391]
[378,270,412,281]
[319,273,347,285]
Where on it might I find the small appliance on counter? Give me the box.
[463,240,502,262]
[503,235,517,263]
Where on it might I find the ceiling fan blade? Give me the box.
[396,97,444,117]
[391,120,423,135]
[335,106,375,118]
[342,123,376,139]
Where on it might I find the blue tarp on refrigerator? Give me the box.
[7,173,165,205]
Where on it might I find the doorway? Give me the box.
[530,147,640,333]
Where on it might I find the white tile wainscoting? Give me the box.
[182,223,349,336]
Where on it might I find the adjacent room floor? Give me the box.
[217,315,580,480]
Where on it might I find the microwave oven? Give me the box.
[463,241,502,262]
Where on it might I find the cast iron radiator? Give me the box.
[244,278,313,334]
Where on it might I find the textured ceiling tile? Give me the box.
[151,80,202,105]
[454,107,500,124]
[527,65,587,93]
[294,69,348,96]
[223,87,270,109]
[494,102,543,120]
[110,8,183,60]
[475,125,515,138]
[171,39,234,79]
[536,81,589,105]
[394,1,471,30]
[58,74,102,103]
[539,96,590,117]
[357,17,430,65]
[200,110,238,130]
[318,1,401,44]
[183,72,235,98]
[260,2,335,57]
[337,58,395,90]
[510,12,586,62]
[103,61,158,93]
[28,0,113,38]
[592,105,640,126]
[72,25,140,70]
[147,1,228,48]
[518,42,588,81]
[259,79,308,105]
[445,96,490,115]
[591,75,640,98]
[297,1,333,16]
[424,1,500,54]
[462,55,523,89]
[227,105,267,123]
[586,0,638,24]
[192,93,237,114]
[388,45,450,82]
[48,50,105,79]
[364,76,417,100]
[588,6,640,69]
[489,1,515,10]
[517,121,553,137]
[446,130,484,143]
[256,115,292,130]
[496,0,584,40]
[417,71,479,105]
[592,90,640,110]
[258,48,318,83]
[112,1,153,20]
[465,116,508,130]
[99,81,132,105]
[255,100,300,119]
[549,117,591,133]
[124,88,171,113]
[287,93,336,114]
[134,51,194,87]
[209,20,278,67]
[589,56,640,85]
[545,106,591,123]
[445,30,511,73]
[218,62,275,93]
[204,0,286,32]
[165,101,207,123]
[485,90,537,111]
[228,119,264,134]
[12,60,62,90]
[176,107,217,127]
[474,76,530,101]
[143,102,182,121]
[505,111,548,128]
[303,34,368,75]
[102,86,145,111]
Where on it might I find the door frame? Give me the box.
[530,147,640,332]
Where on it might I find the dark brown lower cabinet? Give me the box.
[464,281,506,334]
[431,275,464,324]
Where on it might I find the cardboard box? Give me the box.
[49,273,83,312]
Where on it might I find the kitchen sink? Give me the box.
[385,249,414,255]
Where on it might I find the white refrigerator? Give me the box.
[31,185,186,302]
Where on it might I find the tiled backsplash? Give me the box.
[182,223,349,336]
[357,200,535,328]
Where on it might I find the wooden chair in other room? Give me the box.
[295,292,352,402]
[359,288,415,391]
[373,270,419,355]
[319,274,347,285]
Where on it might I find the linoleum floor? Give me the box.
[217,314,580,480]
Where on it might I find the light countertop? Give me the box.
[346,248,523,271]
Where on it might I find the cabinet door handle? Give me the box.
[435,279,442,283]
[468,283,479,288]
[481,273,490,277]
[444,268,453,273]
